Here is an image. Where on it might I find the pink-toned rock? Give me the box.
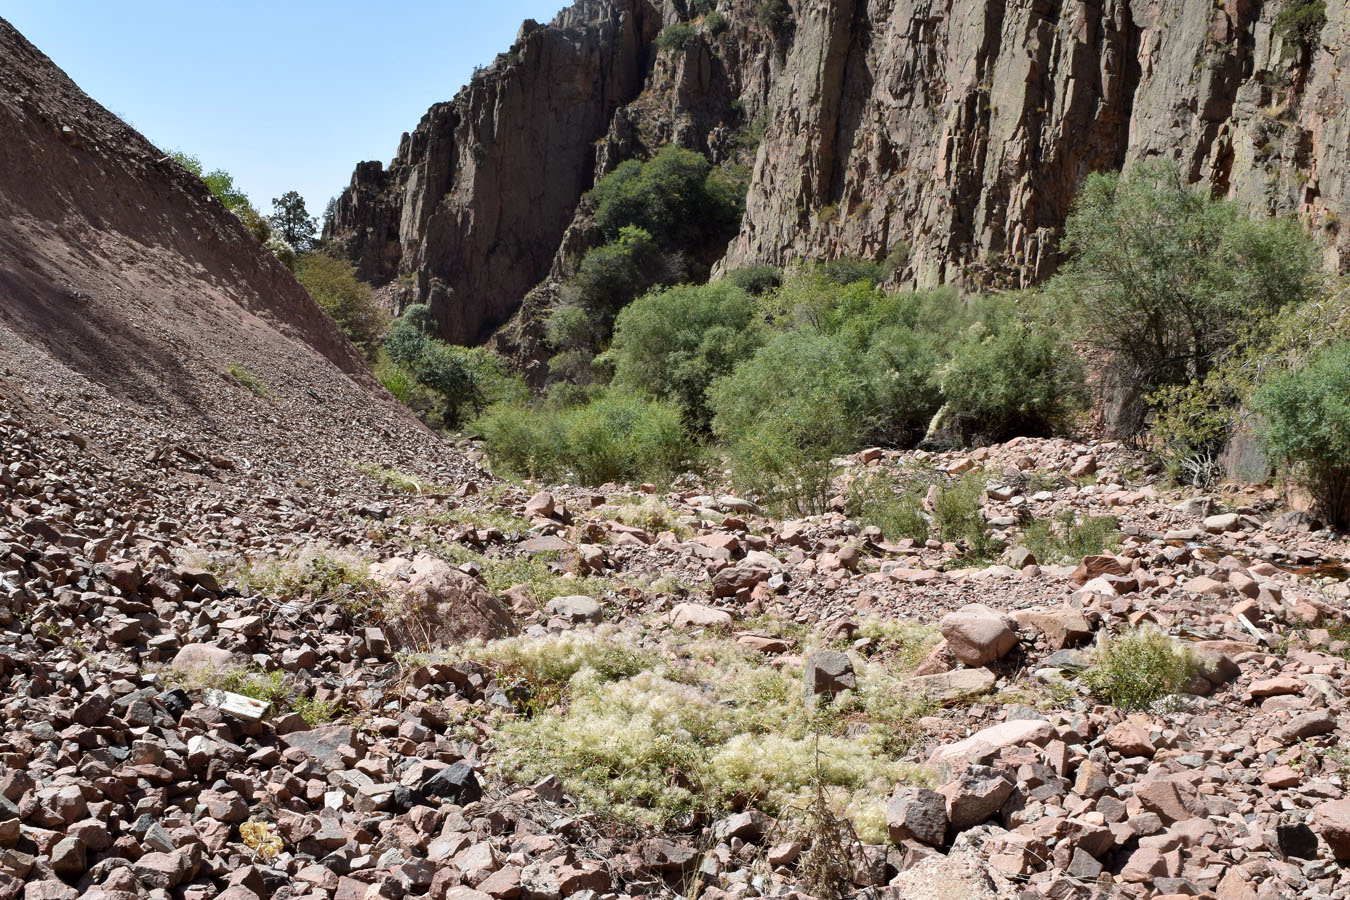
[170,643,233,671]
[929,719,1056,766]
[1249,675,1303,698]
[938,604,1017,666]
[1103,721,1154,758]
[1314,799,1350,859]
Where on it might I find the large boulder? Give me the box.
[382,553,516,648]
[939,604,1018,666]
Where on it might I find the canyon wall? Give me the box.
[328,0,1350,342]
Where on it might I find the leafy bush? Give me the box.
[726,264,783,295]
[606,281,765,430]
[295,253,387,359]
[709,330,870,513]
[1082,627,1197,710]
[845,471,928,543]
[657,22,695,52]
[382,305,524,428]
[936,311,1086,443]
[705,9,728,33]
[226,362,273,401]
[690,0,717,13]
[1252,341,1350,529]
[818,256,883,287]
[170,150,250,211]
[563,226,668,323]
[1047,161,1322,436]
[474,390,694,486]
[591,145,743,251]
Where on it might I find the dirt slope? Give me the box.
[0,15,469,492]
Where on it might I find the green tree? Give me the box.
[591,145,742,250]
[270,191,317,251]
[607,281,765,430]
[1252,341,1350,529]
[295,253,388,359]
[1047,161,1322,435]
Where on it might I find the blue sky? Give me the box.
[1,1,566,220]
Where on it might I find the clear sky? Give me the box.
[0,1,567,220]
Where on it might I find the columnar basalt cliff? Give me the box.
[329,0,1350,344]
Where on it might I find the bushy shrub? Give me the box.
[705,9,728,33]
[591,145,743,251]
[709,330,870,513]
[690,0,717,14]
[475,390,694,486]
[726,264,783,295]
[1047,161,1322,436]
[606,281,765,430]
[818,256,883,287]
[932,473,1000,565]
[1082,627,1197,710]
[937,311,1086,444]
[295,253,387,359]
[563,226,668,324]
[1252,341,1350,529]
[657,22,695,52]
[1020,511,1120,564]
[381,305,523,428]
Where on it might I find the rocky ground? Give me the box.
[5,384,1350,900]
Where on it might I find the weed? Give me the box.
[226,362,274,400]
[236,549,390,620]
[933,473,1002,566]
[1019,511,1120,564]
[845,470,928,543]
[291,695,342,726]
[1081,627,1198,710]
[354,462,448,495]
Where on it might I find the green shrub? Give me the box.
[936,310,1086,444]
[226,362,274,400]
[564,226,667,324]
[705,9,728,33]
[1252,341,1350,528]
[657,22,695,52]
[846,471,928,543]
[726,264,783,295]
[1047,161,1323,436]
[296,253,388,359]
[607,281,765,430]
[591,145,743,251]
[1275,0,1325,55]
[475,390,694,486]
[1082,627,1197,710]
[1020,511,1120,564]
[709,330,869,513]
[381,305,523,428]
[758,0,792,32]
[170,150,251,211]
[818,256,883,287]
[882,240,911,278]
[690,0,717,14]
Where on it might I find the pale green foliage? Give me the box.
[231,547,389,619]
[226,362,273,400]
[846,470,929,543]
[607,281,765,430]
[1082,627,1198,710]
[1252,340,1350,528]
[353,462,446,495]
[492,630,933,838]
[932,473,1001,565]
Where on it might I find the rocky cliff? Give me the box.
[329,0,1350,344]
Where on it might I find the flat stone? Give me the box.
[930,719,1056,767]
[902,668,996,703]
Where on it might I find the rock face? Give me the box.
[330,0,1350,347]
[326,0,662,344]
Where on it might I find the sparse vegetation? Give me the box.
[1020,511,1121,564]
[226,362,274,400]
[1081,627,1198,710]
[1274,0,1326,57]
[845,470,929,543]
[657,22,695,53]
[354,462,446,495]
[932,472,1001,566]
